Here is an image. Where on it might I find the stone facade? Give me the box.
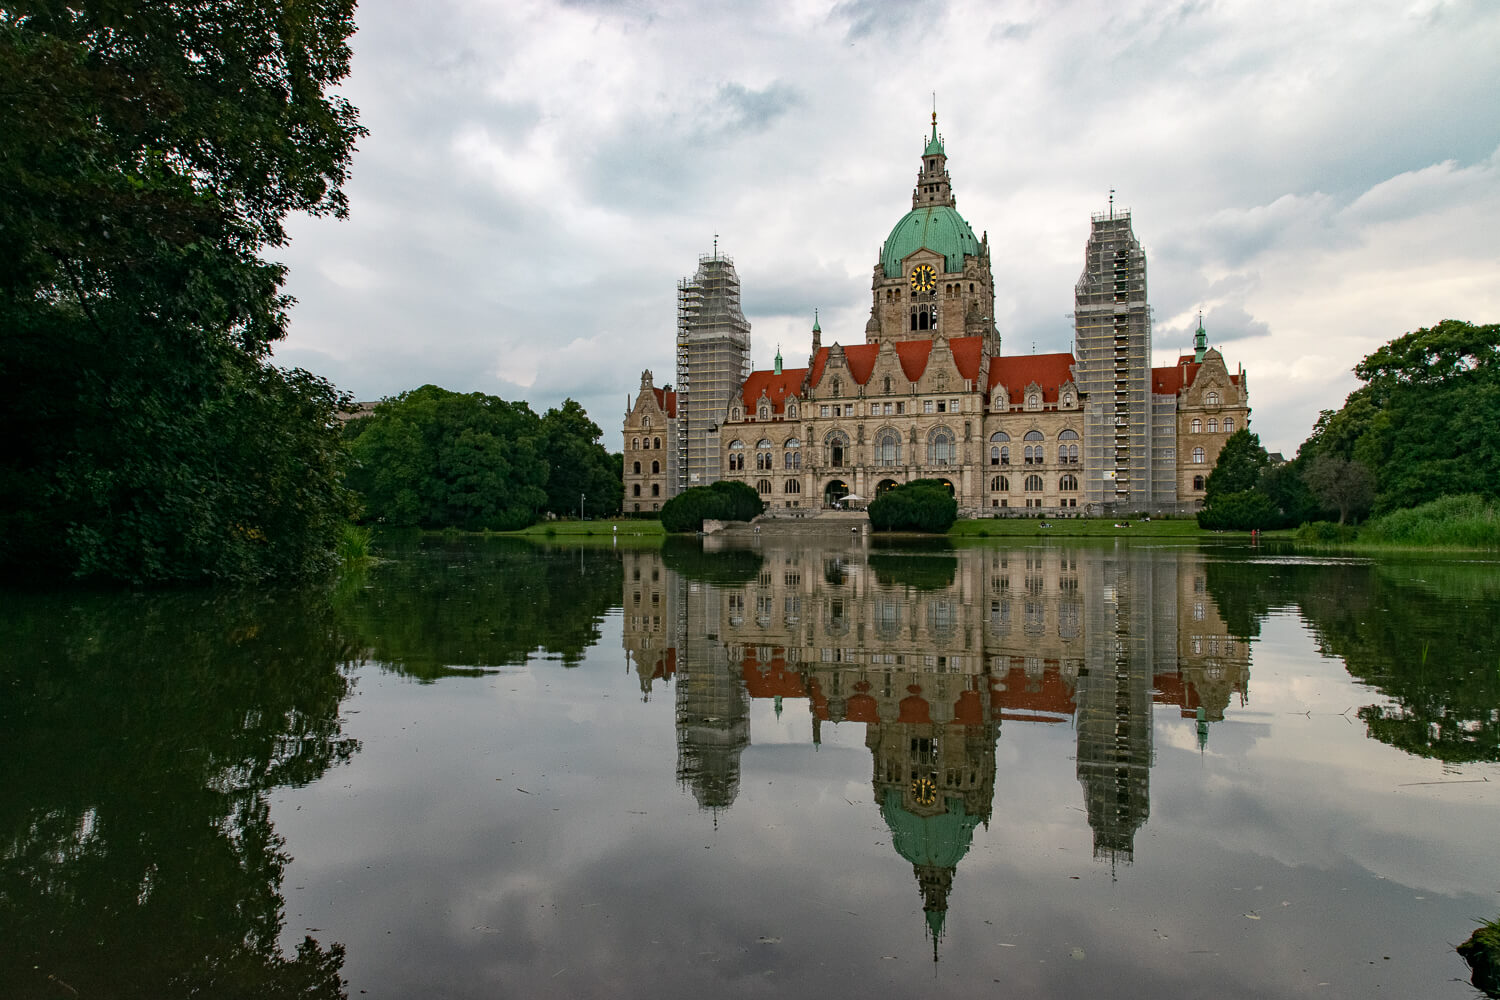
[622,370,677,514]
[638,115,1251,516]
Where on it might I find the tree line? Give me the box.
[1198,320,1499,535]
[0,6,622,585]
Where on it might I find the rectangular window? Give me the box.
[884,402,893,414]
[936,400,946,412]
[949,398,959,412]
[924,400,935,414]
[820,405,829,417]
[896,402,905,415]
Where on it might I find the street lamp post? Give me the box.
[580,493,585,521]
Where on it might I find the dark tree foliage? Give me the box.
[1302,453,1374,525]
[1197,489,1281,530]
[868,551,958,590]
[1204,429,1270,501]
[659,535,764,585]
[867,479,957,533]
[659,481,765,533]
[1203,556,1500,763]
[541,399,624,518]
[0,2,365,584]
[1303,320,1500,514]
[345,386,549,530]
[336,535,623,678]
[0,586,358,997]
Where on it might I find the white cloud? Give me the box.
[273,0,1500,455]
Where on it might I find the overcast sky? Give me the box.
[272,0,1500,455]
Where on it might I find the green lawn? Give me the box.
[505,519,665,538]
[949,517,1224,538]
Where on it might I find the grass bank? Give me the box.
[948,517,1211,539]
[1295,495,1500,552]
[504,519,665,539]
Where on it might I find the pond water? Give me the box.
[4,535,1499,999]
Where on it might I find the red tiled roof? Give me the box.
[739,367,809,415]
[843,343,880,384]
[653,387,677,418]
[950,336,984,382]
[894,340,932,382]
[1152,360,1243,396]
[986,352,1076,403]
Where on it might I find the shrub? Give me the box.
[659,482,765,533]
[1295,521,1359,544]
[1360,494,1500,548]
[868,480,958,533]
[1197,490,1280,531]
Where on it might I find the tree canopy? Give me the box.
[867,479,958,533]
[344,387,620,530]
[0,2,365,584]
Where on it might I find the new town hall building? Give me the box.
[624,116,1249,517]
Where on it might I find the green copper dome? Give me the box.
[880,205,980,278]
[880,786,981,870]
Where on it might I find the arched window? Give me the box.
[728,439,745,471]
[632,484,641,497]
[1223,417,1235,433]
[883,376,892,393]
[651,460,660,474]
[1208,419,1218,433]
[1193,447,1206,464]
[1062,392,1073,407]
[731,408,741,422]
[1028,393,1040,409]
[632,437,639,450]
[826,430,849,468]
[654,437,661,449]
[1060,473,1079,492]
[756,439,773,471]
[1058,429,1079,465]
[787,404,797,419]
[651,483,660,496]
[1193,474,1206,491]
[632,461,641,474]
[784,480,801,494]
[784,439,802,469]
[1024,474,1043,492]
[876,429,901,466]
[927,427,955,466]
[643,416,651,428]
[830,377,842,398]
[989,431,1010,465]
[1024,430,1044,465]
[757,479,772,495]
[990,475,1009,492]
[1191,418,1202,433]
[1206,390,1220,405]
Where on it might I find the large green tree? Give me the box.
[345,386,549,531]
[1305,320,1500,513]
[0,2,364,584]
[540,398,624,518]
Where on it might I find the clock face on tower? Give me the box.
[909,263,937,295]
[912,775,938,807]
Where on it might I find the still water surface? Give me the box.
[4,535,1499,998]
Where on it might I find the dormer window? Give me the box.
[1062,392,1073,407]
[1027,393,1040,410]
[1206,390,1220,406]
[787,404,797,419]
[759,405,769,420]
[731,408,741,422]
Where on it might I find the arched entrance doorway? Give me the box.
[934,478,955,496]
[824,479,850,508]
[876,478,900,497]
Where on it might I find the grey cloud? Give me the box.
[831,0,942,41]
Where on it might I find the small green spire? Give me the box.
[1194,311,1208,362]
[774,345,783,375]
[923,108,945,157]
[812,308,821,333]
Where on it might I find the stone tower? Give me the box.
[867,114,998,353]
[675,249,751,490]
[1074,206,1153,511]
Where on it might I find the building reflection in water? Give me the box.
[621,540,1251,950]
